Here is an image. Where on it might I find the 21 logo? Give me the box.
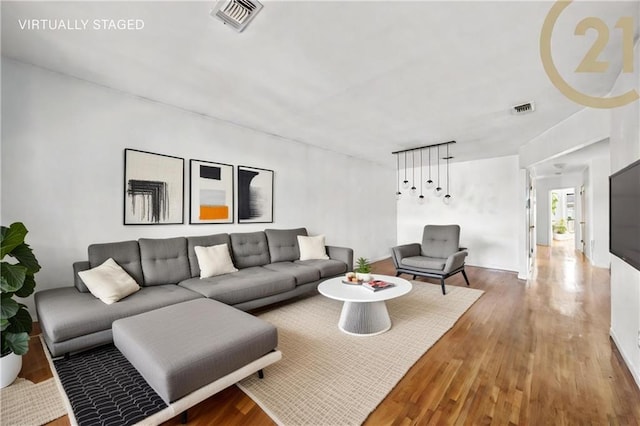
[540,0,638,109]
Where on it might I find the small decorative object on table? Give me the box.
[343,272,362,285]
[354,257,372,282]
[362,280,395,292]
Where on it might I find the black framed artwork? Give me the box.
[237,165,274,223]
[123,149,184,225]
[189,159,234,224]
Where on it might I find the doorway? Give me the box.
[550,187,576,250]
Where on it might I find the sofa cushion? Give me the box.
[294,259,348,278]
[401,256,446,271]
[265,228,308,262]
[194,244,238,278]
[139,237,191,286]
[78,258,140,304]
[113,299,278,404]
[34,285,202,344]
[88,240,143,285]
[186,233,231,277]
[179,266,295,305]
[229,232,270,269]
[297,235,329,260]
[263,262,321,285]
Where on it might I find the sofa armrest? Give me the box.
[326,246,353,271]
[391,243,421,268]
[443,250,468,274]
[73,261,91,293]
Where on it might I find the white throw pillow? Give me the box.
[78,258,140,305]
[297,235,329,261]
[195,244,238,278]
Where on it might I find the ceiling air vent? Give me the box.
[211,0,263,32]
[511,101,536,114]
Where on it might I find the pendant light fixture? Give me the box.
[443,144,453,205]
[392,141,455,203]
[402,152,410,189]
[395,153,402,200]
[410,151,417,195]
[434,145,443,197]
[425,147,434,189]
[418,148,425,204]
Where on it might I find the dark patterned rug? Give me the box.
[53,345,167,426]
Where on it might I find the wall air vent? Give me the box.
[512,101,536,114]
[210,0,263,32]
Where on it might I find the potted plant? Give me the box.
[354,257,372,282]
[552,219,571,241]
[1,222,40,388]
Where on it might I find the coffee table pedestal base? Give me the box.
[338,301,391,336]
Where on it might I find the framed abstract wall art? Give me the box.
[237,165,274,223]
[189,159,234,224]
[123,149,184,225]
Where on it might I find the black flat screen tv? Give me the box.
[609,158,640,271]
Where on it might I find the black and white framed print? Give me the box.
[189,159,234,224]
[124,149,184,225]
[237,165,274,223]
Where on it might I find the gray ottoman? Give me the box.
[112,298,278,405]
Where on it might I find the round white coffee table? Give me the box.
[318,275,412,336]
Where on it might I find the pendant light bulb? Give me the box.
[434,146,442,196]
[402,152,410,189]
[396,191,402,201]
[443,194,452,205]
[410,151,417,194]
[418,194,425,204]
[425,147,434,189]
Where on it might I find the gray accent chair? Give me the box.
[391,225,470,295]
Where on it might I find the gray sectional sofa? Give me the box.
[35,228,353,357]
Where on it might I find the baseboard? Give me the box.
[609,328,640,391]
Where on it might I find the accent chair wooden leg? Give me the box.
[258,369,264,379]
[440,277,446,295]
[395,272,401,277]
[413,275,417,280]
[181,410,188,424]
[462,269,470,286]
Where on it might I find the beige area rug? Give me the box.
[0,377,67,425]
[238,283,483,426]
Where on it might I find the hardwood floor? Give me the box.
[21,243,640,425]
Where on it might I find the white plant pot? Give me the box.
[356,273,372,282]
[0,352,22,388]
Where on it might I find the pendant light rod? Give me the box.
[391,140,456,155]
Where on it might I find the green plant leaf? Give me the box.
[0,262,27,293]
[1,223,27,259]
[14,274,36,298]
[0,297,19,320]
[4,331,30,355]
[7,307,32,334]
[10,243,41,274]
[0,318,8,331]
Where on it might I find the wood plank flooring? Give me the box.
[19,242,640,425]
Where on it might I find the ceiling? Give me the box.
[2,1,637,167]
[532,137,610,178]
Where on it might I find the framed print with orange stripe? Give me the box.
[189,159,234,224]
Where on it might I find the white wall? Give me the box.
[608,40,640,389]
[586,157,610,268]
[1,59,397,316]
[397,155,520,272]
